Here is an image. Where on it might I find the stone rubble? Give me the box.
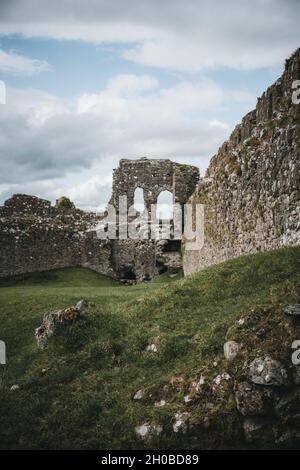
[284,304,300,317]
[135,423,163,441]
[173,411,190,433]
[35,299,88,349]
[248,356,290,386]
[224,340,240,361]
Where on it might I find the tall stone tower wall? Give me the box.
[183,48,300,275]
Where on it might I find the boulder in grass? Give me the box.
[224,341,240,361]
[249,356,290,386]
[135,423,162,441]
[35,300,88,349]
[284,304,300,317]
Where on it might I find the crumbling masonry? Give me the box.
[0,49,299,282]
[183,48,300,275]
[109,158,199,210]
[0,160,199,282]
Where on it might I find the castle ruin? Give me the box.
[0,160,199,282]
[0,48,299,282]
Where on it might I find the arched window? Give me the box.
[156,190,173,220]
[134,187,145,212]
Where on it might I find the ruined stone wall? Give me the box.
[111,239,157,282]
[106,158,199,281]
[109,157,199,210]
[183,48,300,276]
[0,194,115,278]
[0,155,199,282]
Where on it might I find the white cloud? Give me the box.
[0,48,51,75]
[107,74,159,97]
[0,0,299,72]
[77,76,226,118]
[0,73,257,208]
[66,174,113,210]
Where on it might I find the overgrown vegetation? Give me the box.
[0,247,299,449]
[56,196,75,209]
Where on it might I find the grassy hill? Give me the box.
[0,247,299,449]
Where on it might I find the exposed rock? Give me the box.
[235,382,265,416]
[10,385,19,391]
[183,395,193,404]
[173,411,190,433]
[249,356,290,386]
[189,375,205,394]
[224,341,240,361]
[145,336,160,353]
[135,423,162,441]
[75,299,88,311]
[284,304,300,317]
[154,399,166,407]
[213,372,231,386]
[145,344,157,353]
[133,389,144,400]
[35,302,87,349]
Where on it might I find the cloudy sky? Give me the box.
[0,0,299,210]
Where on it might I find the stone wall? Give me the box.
[110,239,157,282]
[0,194,115,279]
[2,46,298,283]
[109,157,199,211]
[106,158,199,281]
[0,158,199,281]
[183,48,300,276]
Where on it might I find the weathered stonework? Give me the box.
[0,160,199,282]
[107,158,199,281]
[1,49,299,282]
[183,48,300,276]
[109,157,199,211]
[0,194,115,279]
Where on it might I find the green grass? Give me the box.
[0,246,299,449]
[0,266,121,288]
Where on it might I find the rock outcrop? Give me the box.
[35,299,88,349]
